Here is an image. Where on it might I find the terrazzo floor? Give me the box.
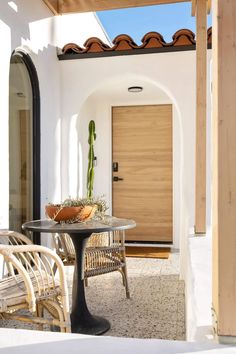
[83,250,185,340]
[0,250,185,340]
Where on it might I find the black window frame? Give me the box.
[10,50,41,244]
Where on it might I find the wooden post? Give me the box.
[212,0,236,341]
[195,0,207,234]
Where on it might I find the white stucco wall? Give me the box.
[54,13,111,49]
[0,0,59,233]
[0,0,109,238]
[0,1,213,338]
[0,1,212,248]
[1,4,63,249]
[180,56,213,342]
[59,50,212,249]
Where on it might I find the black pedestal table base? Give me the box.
[69,232,110,335]
[71,313,110,335]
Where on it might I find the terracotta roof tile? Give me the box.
[61,28,212,57]
[112,34,139,50]
[141,32,166,48]
[83,37,111,53]
[170,29,196,46]
[207,27,212,44]
[62,42,85,54]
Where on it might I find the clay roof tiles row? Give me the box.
[62,27,212,55]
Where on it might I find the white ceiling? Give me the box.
[89,75,171,105]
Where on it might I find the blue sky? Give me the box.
[97,3,212,44]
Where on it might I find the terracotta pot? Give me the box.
[79,205,97,221]
[45,204,97,222]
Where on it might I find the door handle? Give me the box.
[113,176,124,182]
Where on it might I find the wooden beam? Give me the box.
[58,0,188,14]
[207,0,211,14]
[192,0,211,16]
[192,0,196,16]
[42,0,59,14]
[194,0,207,234]
[212,0,236,340]
[42,0,211,15]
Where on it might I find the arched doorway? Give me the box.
[77,74,182,248]
[9,51,40,243]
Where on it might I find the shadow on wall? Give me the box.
[0,0,55,51]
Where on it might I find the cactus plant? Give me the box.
[87,120,96,198]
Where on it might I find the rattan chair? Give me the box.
[52,230,130,298]
[0,230,33,277]
[0,230,33,247]
[0,233,70,332]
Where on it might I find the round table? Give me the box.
[22,216,136,335]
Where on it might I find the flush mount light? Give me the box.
[128,86,143,93]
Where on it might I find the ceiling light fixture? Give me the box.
[128,86,143,93]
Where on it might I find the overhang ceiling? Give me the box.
[42,0,211,15]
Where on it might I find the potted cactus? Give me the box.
[87,120,96,198]
[45,120,106,224]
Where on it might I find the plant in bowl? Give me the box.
[45,196,108,223]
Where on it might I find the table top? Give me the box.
[22,216,136,234]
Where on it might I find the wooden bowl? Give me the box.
[45,205,97,222]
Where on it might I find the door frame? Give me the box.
[10,50,41,244]
[110,103,179,247]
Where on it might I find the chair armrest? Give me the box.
[0,230,33,245]
[0,245,36,311]
[0,245,69,314]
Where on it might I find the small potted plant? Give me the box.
[45,196,108,223]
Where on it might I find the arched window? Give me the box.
[9,51,40,243]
